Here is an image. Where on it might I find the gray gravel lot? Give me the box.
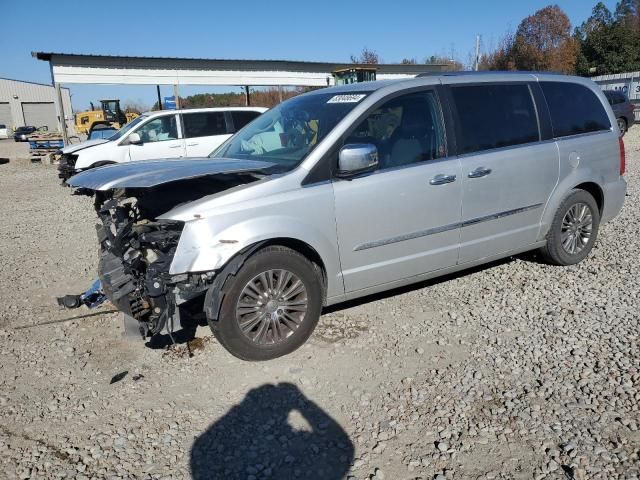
[0,138,29,161]
[0,129,638,480]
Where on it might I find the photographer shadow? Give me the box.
[190,382,354,480]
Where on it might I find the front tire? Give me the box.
[209,246,324,361]
[540,189,600,266]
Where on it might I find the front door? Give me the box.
[333,90,463,293]
[449,83,559,263]
[129,114,185,161]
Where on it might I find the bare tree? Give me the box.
[401,57,417,64]
[350,48,380,64]
[478,32,516,70]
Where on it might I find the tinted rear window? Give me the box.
[451,84,539,154]
[182,112,227,138]
[231,110,261,131]
[541,82,610,138]
[0,124,5,129]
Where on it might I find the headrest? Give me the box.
[398,104,429,139]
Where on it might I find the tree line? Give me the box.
[148,87,309,111]
[351,1,640,77]
[480,1,640,75]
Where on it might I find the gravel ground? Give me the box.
[0,129,638,480]
[0,138,29,161]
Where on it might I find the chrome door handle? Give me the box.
[187,143,199,147]
[169,145,183,149]
[429,174,457,185]
[468,167,492,178]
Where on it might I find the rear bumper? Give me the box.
[602,177,627,224]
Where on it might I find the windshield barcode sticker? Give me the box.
[327,94,366,104]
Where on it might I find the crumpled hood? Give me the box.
[61,138,110,154]
[67,158,275,190]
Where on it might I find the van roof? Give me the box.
[304,71,598,97]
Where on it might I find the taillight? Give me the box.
[619,136,626,176]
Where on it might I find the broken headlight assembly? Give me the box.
[95,193,211,337]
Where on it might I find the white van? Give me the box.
[58,107,266,180]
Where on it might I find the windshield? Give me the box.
[210,91,369,170]
[108,115,147,141]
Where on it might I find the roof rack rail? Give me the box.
[416,70,568,78]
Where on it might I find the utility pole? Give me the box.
[156,85,162,110]
[474,35,481,71]
[173,84,180,110]
[54,82,69,145]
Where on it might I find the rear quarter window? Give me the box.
[231,111,261,131]
[182,112,227,138]
[541,82,611,138]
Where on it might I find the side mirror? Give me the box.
[128,132,143,145]
[337,143,378,177]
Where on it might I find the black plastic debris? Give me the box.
[57,279,107,310]
[109,371,128,384]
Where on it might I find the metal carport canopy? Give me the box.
[33,52,448,87]
[33,51,449,144]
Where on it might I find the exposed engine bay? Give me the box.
[81,173,263,338]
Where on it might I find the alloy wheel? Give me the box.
[235,269,308,345]
[561,202,593,255]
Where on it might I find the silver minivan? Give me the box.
[69,72,627,360]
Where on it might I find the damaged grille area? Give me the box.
[96,194,183,336]
[58,153,78,181]
[94,189,210,337]
[88,174,263,338]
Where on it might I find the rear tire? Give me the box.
[539,189,600,266]
[617,117,627,136]
[209,246,324,361]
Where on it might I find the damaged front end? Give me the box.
[95,190,212,337]
[66,158,275,338]
[58,152,78,181]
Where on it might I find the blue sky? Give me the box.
[0,0,618,110]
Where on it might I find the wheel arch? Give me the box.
[202,237,329,325]
[573,181,604,214]
[538,177,605,241]
[258,237,328,289]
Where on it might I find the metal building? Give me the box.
[0,77,72,132]
[34,52,449,143]
[592,71,640,122]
